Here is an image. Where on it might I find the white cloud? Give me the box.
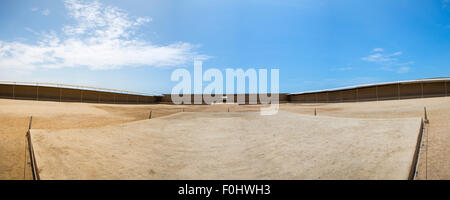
[397,66,411,73]
[361,51,402,63]
[391,51,402,56]
[336,67,353,71]
[361,49,412,73]
[381,66,411,74]
[362,53,388,62]
[2,0,207,71]
[41,9,51,16]
[311,77,380,88]
[372,48,384,52]
[31,7,51,16]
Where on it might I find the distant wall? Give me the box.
[2,79,449,105]
[0,83,160,104]
[160,93,289,104]
[289,80,449,103]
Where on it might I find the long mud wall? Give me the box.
[160,93,289,104]
[289,80,449,103]
[2,80,449,105]
[0,83,287,105]
[0,84,160,104]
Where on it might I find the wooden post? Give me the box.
[314,108,317,116]
[26,115,40,180]
[149,110,152,119]
[424,107,429,124]
[23,134,27,179]
[28,116,33,130]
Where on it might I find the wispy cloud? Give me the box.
[41,9,51,16]
[300,77,381,92]
[334,77,380,87]
[31,7,51,16]
[362,49,402,63]
[372,48,384,52]
[361,48,412,73]
[381,66,411,73]
[336,67,353,71]
[397,66,411,73]
[1,0,208,71]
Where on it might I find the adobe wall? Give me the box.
[1,80,448,105]
[289,80,449,103]
[0,84,13,98]
[0,83,159,104]
[358,87,377,101]
[160,93,289,104]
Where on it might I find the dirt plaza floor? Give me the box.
[31,111,421,180]
[1,97,449,179]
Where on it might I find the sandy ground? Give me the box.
[1,97,449,179]
[0,99,257,180]
[279,97,450,180]
[31,112,421,180]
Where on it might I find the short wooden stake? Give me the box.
[28,116,33,130]
[424,107,429,124]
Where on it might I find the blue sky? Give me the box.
[1,0,450,94]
